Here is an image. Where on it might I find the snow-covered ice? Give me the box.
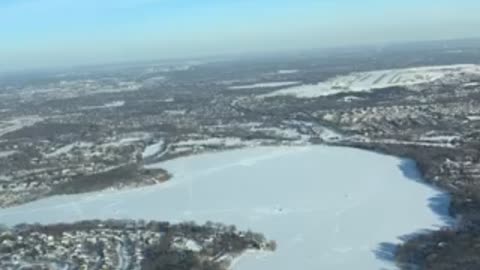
[0,146,451,270]
[262,64,480,98]
[229,82,300,90]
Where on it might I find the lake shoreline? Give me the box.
[0,145,450,270]
[335,141,477,269]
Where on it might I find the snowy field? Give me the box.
[81,100,125,110]
[0,146,451,270]
[229,81,299,90]
[0,116,42,137]
[262,64,480,98]
[276,69,299,74]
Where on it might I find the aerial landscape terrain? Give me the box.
[2,39,480,269]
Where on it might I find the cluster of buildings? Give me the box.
[0,222,162,270]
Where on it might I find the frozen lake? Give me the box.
[0,146,451,270]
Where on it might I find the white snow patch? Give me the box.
[45,142,93,158]
[175,138,243,147]
[277,70,299,74]
[0,175,12,182]
[165,110,187,116]
[317,127,343,142]
[81,101,125,110]
[101,141,134,149]
[142,140,165,159]
[185,239,201,251]
[0,146,451,270]
[0,116,42,137]
[117,132,151,144]
[463,82,480,87]
[172,238,202,252]
[119,137,142,144]
[0,151,17,158]
[419,135,459,142]
[262,64,480,98]
[104,101,125,108]
[229,82,299,90]
[467,115,480,121]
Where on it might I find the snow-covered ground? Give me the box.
[0,150,17,158]
[229,82,299,90]
[0,146,451,270]
[175,137,243,147]
[247,126,304,141]
[464,82,480,87]
[262,64,480,98]
[81,100,125,110]
[316,127,343,141]
[142,140,165,159]
[419,135,459,142]
[44,142,94,158]
[277,70,299,74]
[173,238,202,252]
[0,116,42,137]
[467,115,480,121]
[169,126,337,151]
[0,175,12,182]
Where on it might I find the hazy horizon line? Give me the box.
[2,36,480,76]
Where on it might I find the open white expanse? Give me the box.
[262,64,480,98]
[0,146,451,270]
[229,81,299,90]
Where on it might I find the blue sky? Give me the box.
[1,0,480,71]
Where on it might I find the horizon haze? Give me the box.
[2,0,480,72]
